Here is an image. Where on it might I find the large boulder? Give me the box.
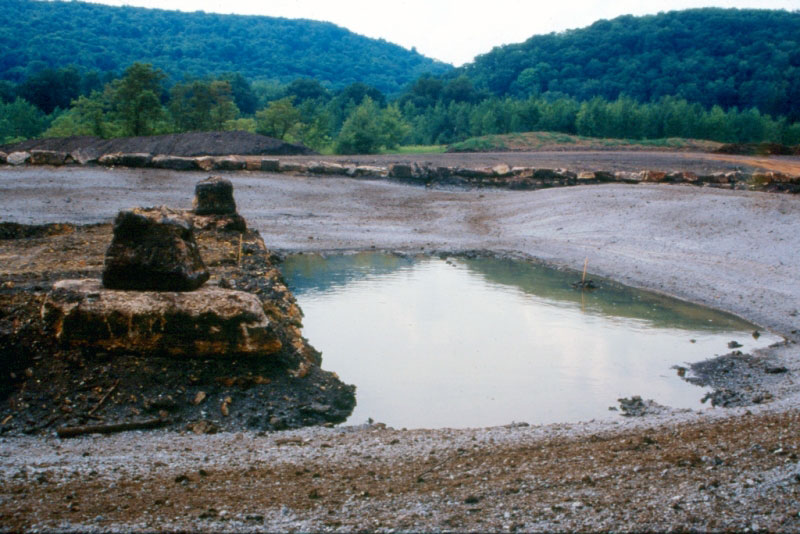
[6,151,30,166]
[193,176,236,215]
[260,159,280,172]
[192,176,246,232]
[308,161,346,175]
[98,152,154,167]
[212,156,246,171]
[102,207,209,291]
[151,155,199,171]
[29,150,69,166]
[278,161,307,173]
[69,147,101,165]
[388,163,415,179]
[42,279,282,358]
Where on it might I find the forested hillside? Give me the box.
[455,8,800,120]
[0,0,450,94]
[2,4,799,153]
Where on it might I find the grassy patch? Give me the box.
[446,136,508,152]
[381,144,447,154]
[447,131,722,153]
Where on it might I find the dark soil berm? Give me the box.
[0,130,315,157]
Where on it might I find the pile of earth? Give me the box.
[0,130,315,158]
[714,142,800,156]
[0,213,355,437]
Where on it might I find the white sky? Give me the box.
[83,0,800,66]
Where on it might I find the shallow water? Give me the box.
[281,253,781,429]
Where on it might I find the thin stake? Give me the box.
[88,379,119,416]
[581,257,588,283]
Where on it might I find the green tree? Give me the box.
[110,63,166,136]
[255,97,302,139]
[575,97,607,137]
[292,101,333,151]
[220,72,258,115]
[169,80,239,132]
[335,96,384,154]
[0,98,49,143]
[285,78,330,104]
[0,81,17,103]
[17,66,82,114]
[223,117,257,132]
[43,91,112,138]
[379,103,411,149]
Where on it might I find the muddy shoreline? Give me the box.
[1,159,799,531]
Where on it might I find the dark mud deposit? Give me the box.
[685,349,791,407]
[1,131,314,158]
[0,222,355,436]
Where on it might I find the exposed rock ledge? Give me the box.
[0,219,356,435]
[42,279,282,358]
[3,148,798,193]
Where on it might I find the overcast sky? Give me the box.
[84,0,800,66]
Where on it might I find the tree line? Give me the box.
[2,62,799,153]
[398,77,800,145]
[0,63,410,154]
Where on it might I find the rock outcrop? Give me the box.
[102,207,210,291]
[0,176,356,435]
[194,176,237,215]
[6,151,30,166]
[192,176,247,232]
[29,150,69,166]
[42,279,282,358]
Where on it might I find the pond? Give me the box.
[281,253,780,429]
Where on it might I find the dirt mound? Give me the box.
[0,130,315,157]
[446,131,723,153]
[0,222,355,435]
[715,142,800,156]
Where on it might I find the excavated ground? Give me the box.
[0,223,356,438]
[0,159,799,531]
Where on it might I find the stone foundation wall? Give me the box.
[3,149,799,193]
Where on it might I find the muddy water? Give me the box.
[281,253,781,429]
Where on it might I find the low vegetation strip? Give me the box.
[447,132,726,153]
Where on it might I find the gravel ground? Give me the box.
[1,158,799,531]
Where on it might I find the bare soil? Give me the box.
[0,223,356,437]
[1,408,799,532]
[0,155,799,531]
[0,131,314,158]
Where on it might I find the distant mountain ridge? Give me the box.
[0,0,452,94]
[454,8,800,120]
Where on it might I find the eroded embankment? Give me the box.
[0,221,356,437]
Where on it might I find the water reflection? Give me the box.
[281,253,780,429]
